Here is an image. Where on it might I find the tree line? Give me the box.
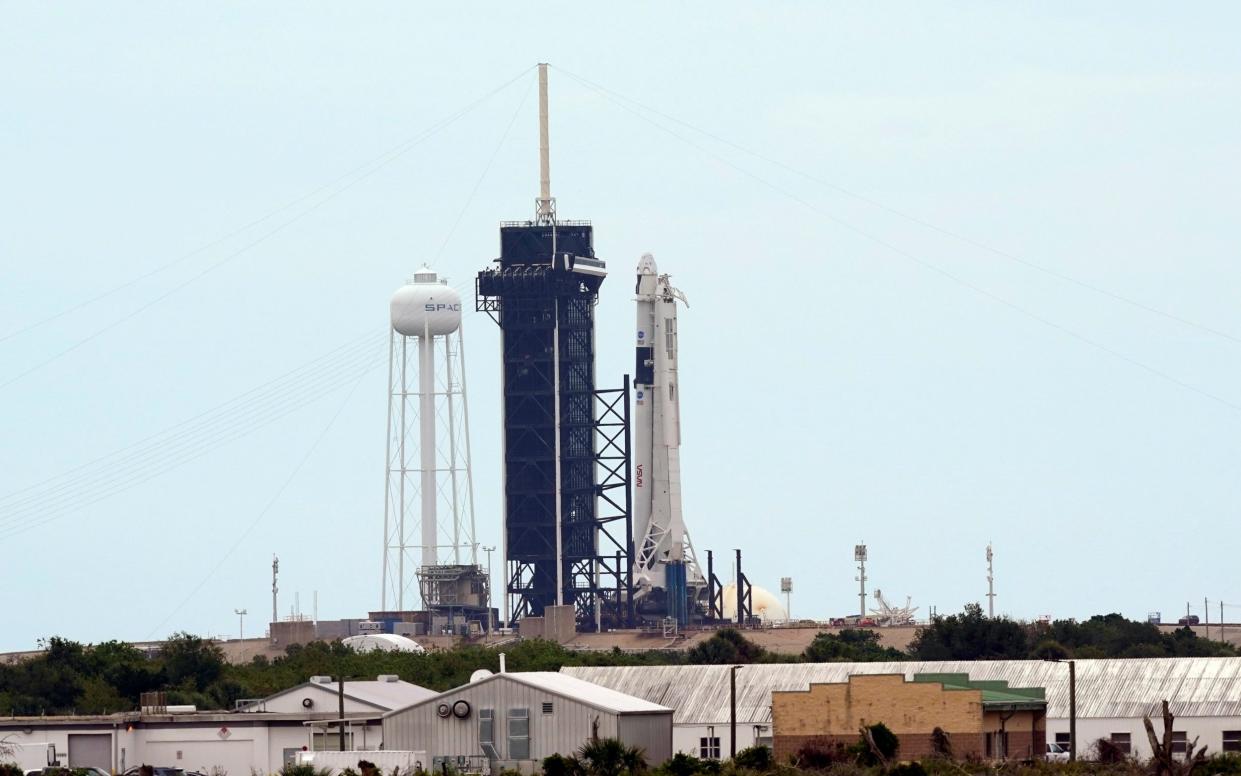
[1,605,1233,716]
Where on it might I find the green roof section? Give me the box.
[912,673,1047,709]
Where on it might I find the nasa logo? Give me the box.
[637,331,645,340]
[424,303,462,312]
[636,390,644,400]
[635,464,644,488]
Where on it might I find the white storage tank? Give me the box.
[391,267,462,337]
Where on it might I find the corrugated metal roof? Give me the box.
[342,680,438,710]
[380,671,672,717]
[505,672,672,715]
[563,658,1241,725]
[255,679,436,712]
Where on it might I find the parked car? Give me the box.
[1046,743,1071,762]
[121,768,188,776]
[1178,615,1200,626]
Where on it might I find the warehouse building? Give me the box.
[382,671,673,773]
[771,674,1046,761]
[0,676,432,774]
[565,657,1241,760]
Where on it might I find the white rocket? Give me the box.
[632,253,703,595]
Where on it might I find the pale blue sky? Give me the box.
[3,4,1240,650]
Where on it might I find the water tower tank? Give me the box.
[391,267,462,337]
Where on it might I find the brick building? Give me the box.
[772,673,1046,762]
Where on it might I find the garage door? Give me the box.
[68,734,111,769]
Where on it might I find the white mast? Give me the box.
[535,63,556,225]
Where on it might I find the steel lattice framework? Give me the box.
[477,222,633,629]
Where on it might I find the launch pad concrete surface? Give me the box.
[563,625,923,655]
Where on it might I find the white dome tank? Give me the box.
[390,267,462,337]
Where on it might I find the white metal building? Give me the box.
[383,671,674,773]
[0,676,434,774]
[565,657,1241,760]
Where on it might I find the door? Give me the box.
[68,734,112,769]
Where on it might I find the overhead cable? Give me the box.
[560,69,1241,416]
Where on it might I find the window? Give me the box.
[1171,732,1187,756]
[1055,733,1071,749]
[479,709,494,745]
[312,731,354,752]
[1223,731,1241,753]
[542,702,554,714]
[985,732,1009,759]
[1111,733,1131,755]
[699,737,721,760]
[508,708,530,760]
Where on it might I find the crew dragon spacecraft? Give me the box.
[631,253,705,622]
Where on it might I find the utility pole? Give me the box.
[1046,658,1077,761]
[730,665,742,759]
[234,609,247,641]
[1206,597,1210,640]
[337,677,347,751]
[1069,660,1077,761]
[986,543,995,618]
[854,544,868,620]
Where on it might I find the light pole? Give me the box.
[1045,658,1076,761]
[730,665,743,759]
[234,609,247,641]
[482,545,496,632]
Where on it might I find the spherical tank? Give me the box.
[390,267,462,337]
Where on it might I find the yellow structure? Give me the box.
[772,673,1045,762]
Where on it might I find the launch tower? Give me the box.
[476,65,632,627]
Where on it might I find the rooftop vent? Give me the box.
[378,674,400,683]
[310,675,333,685]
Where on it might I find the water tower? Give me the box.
[381,267,484,623]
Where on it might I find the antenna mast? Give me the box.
[986,543,995,617]
[271,554,279,627]
[535,63,556,225]
[855,543,868,620]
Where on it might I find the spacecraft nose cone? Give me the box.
[636,252,657,275]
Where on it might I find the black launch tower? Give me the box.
[477,222,633,627]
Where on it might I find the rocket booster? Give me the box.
[632,253,699,593]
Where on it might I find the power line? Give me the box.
[554,65,1241,348]
[561,69,1241,416]
[144,364,372,639]
[0,68,532,391]
[0,66,535,347]
[0,222,482,537]
[0,338,387,538]
[432,71,536,264]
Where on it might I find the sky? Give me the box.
[3,3,1240,651]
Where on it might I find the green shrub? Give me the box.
[544,754,584,776]
[887,763,926,776]
[660,753,704,776]
[1202,754,1241,776]
[851,723,899,766]
[279,764,333,776]
[734,747,773,772]
[793,741,848,770]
